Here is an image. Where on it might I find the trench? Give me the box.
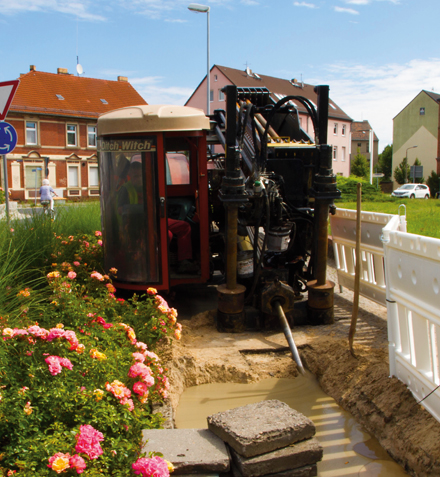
[174,373,406,476]
[164,276,440,477]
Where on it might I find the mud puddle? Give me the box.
[175,374,406,476]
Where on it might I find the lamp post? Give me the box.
[188,3,210,116]
[405,145,418,183]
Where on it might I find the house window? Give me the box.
[68,165,79,187]
[333,146,337,161]
[26,121,38,145]
[420,107,425,115]
[210,90,214,102]
[341,146,346,162]
[89,165,99,187]
[333,123,338,135]
[219,89,225,101]
[88,126,97,147]
[67,124,77,146]
[214,74,218,81]
[342,124,346,136]
[357,142,362,148]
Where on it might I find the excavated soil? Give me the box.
[162,269,440,477]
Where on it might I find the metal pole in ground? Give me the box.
[1,154,10,225]
[348,182,362,357]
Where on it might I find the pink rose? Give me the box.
[70,454,87,474]
[67,271,77,280]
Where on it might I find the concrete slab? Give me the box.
[142,429,230,474]
[231,462,317,477]
[229,437,322,477]
[207,400,315,458]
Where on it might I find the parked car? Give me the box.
[391,183,430,199]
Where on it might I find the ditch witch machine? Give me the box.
[97,85,340,368]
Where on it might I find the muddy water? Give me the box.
[175,374,407,476]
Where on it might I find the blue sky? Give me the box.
[1,0,439,149]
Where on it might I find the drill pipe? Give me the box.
[272,300,305,375]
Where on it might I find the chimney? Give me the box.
[118,76,128,82]
[57,68,69,75]
[30,65,36,71]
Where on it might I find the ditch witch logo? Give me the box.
[99,139,156,152]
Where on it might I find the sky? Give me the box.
[1,0,439,150]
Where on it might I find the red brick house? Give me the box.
[3,65,147,201]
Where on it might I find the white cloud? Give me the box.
[241,0,259,5]
[0,0,106,21]
[344,0,369,4]
[334,6,360,14]
[293,1,318,8]
[311,58,440,148]
[129,75,194,105]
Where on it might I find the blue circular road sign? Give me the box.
[0,121,18,154]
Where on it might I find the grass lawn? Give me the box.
[336,198,440,239]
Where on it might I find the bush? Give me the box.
[0,228,181,476]
[336,176,391,202]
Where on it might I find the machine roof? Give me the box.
[10,67,147,119]
[97,104,210,136]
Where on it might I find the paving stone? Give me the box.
[142,429,230,474]
[207,400,316,457]
[229,437,323,477]
[231,462,317,477]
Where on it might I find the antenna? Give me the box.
[75,17,84,76]
[76,62,84,75]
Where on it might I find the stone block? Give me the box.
[231,462,317,477]
[142,429,230,474]
[207,400,316,457]
[229,437,322,477]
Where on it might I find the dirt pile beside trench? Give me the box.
[163,293,440,477]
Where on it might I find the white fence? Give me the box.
[330,208,406,306]
[382,216,440,424]
[331,207,440,424]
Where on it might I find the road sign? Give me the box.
[0,80,19,121]
[0,121,18,154]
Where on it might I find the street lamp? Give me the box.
[405,145,418,183]
[188,3,210,116]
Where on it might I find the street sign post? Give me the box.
[0,79,20,224]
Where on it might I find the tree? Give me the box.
[350,149,369,178]
[377,144,392,181]
[427,171,439,198]
[393,158,411,185]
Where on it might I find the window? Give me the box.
[333,146,337,161]
[67,124,77,146]
[357,142,362,148]
[214,74,218,81]
[89,165,99,187]
[210,89,214,102]
[342,124,346,136]
[26,121,37,145]
[88,126,97,147]
[333,123,338,135]
[341,146,346,162]
[218,89,225,101]
[68,165,79,187]
[420,107,425,115]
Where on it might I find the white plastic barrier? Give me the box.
[330,208,406,306]
[382,218,440,423]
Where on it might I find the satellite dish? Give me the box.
[76,63,83,75]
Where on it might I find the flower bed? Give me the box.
[0,230,180,476]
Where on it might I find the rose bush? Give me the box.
[0,230,180,476]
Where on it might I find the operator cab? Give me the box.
[97,104,211,292]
